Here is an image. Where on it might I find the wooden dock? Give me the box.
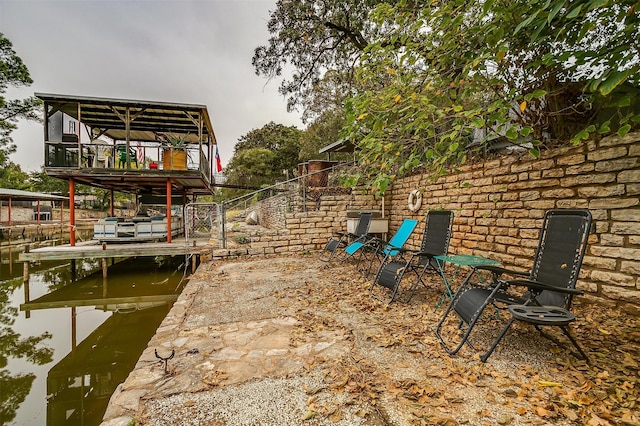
[19,237,216,262]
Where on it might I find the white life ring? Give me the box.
[408,189,422,212]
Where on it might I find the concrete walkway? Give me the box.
[101,256,359,425]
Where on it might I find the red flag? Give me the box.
[215,146,223,172]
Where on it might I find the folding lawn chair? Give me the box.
[347,218,418,276]
[435,209,592,362]
[319,212,372,262]
[370,210,453,304]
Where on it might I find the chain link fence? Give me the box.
[184,161,355,248]
[184,202,221,246]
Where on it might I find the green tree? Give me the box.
[0,161,29,189]
[0,276,53,424]
[256,1,639,196]
[299,109,348,162]
[231,122,303,179]
[0,33,41,169]
[28,168,69,195]
[345,0,640,194]
[224,148,278,190]
[253,1,382,115]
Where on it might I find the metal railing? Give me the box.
[184,202,222,247]
[182,162,354,249]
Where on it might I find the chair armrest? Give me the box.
[508,279,584,295]
[414,250,438,258]
[475,265,529,277]
[366,237,387,248]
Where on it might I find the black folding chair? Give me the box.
[319,212,372,262]
[435,209,592,362]
[370,210,453,304]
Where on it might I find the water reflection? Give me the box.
[0,246,187,426]
[46,305,171,426]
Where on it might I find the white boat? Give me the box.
[93,215,182,242]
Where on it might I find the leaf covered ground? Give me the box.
[272,255,640,426]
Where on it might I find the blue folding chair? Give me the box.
[345,219,418,275]
[319,212,372,262]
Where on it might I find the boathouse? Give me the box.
[36,93,218,245]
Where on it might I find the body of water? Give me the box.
[0,244,188,425]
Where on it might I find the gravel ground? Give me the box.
[121,255,638,426]
[145,376,369,426]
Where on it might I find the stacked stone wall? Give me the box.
[213,192,382,259]
[389,132,640,308]
[213,132,639,309]
[0,206,34,222]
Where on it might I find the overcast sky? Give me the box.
[0,0,302,172]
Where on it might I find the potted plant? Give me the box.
[162,134,188,170]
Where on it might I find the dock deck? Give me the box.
[19,237,216,262]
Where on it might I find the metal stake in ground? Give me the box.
[155,349,175,374]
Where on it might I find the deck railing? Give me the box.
[44,140,211,176]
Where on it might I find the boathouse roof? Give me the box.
[0,188,68,202]
[35,93,217,145]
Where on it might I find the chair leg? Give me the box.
[560,326,590,363]
[535,325,590,363]
[435,281,506,356]
[403,262,436,303]
[365,252,382,277]
[435,294,476,356]
[479,317,515,362]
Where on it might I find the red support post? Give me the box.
[69,178,76,246]
[166,178,172,243]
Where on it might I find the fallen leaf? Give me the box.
[538,380,563,388]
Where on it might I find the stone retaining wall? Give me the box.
[213,132,639,309]
[212,191,381,259]
[388,132,640,308]
[0,206,35,222]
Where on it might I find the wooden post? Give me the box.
[183,193,188,237]
[23,267,30,319]
[23,260,29,285]
[23,245,30,317]
[102,243,108,281]
[125,107,131,168]
[102,258,108,280]
[110,189,115,217]
[102,258,108,297]
[71,259,77,282]
[166,178,172,243]
[69,178,76,246]
[71,307,77,355]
